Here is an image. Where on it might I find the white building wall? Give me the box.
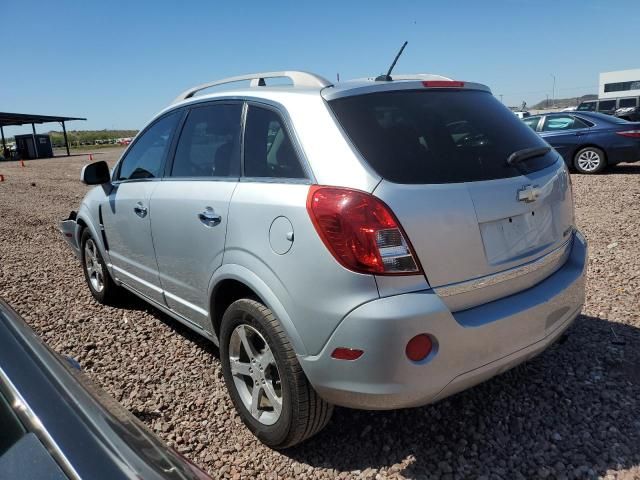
[599,69,640,99]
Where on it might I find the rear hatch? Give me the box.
[328,85,574,310]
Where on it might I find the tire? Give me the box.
[574,146,606,174]
[220,299,333,449]
[80,229,121,305]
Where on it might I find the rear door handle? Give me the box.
[198,207,222,227]
[133,202,148,217]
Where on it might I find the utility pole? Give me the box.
[499,94,503,103]
[550,74,556,108]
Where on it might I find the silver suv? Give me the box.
[60,71,587,448]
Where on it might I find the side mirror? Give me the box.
[81,161,111,185]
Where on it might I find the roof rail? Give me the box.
[173,71,333,104]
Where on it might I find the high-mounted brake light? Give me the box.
[306,186,421,275]
[616,130,640,138]
[422,80,465,88]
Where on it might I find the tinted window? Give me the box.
[577,102,596,111]
[597,100,616,112]
[0,393,25,456]
[117,112,180,181]
[329,89,556,184]
[604,80,640,93]
[619,97,638,108]
[243,106,305,179]
[171,104,241,178]
[542,115,589,131]
[523,116,540,130]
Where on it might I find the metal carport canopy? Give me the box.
[0,111,86,157]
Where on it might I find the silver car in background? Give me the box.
[60,71,587,448]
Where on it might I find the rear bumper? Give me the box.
[300,230,587,410]
[58,211,81,258]
[607,142,640,165]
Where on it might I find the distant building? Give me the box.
[599,69,640,99]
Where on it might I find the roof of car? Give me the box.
[169,71,491,109]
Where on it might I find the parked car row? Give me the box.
[60,71,587,448]
[578,96,640,121]
[522,111,640,173]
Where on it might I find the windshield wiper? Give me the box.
[507,146,551,166]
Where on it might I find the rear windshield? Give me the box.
[329,89,557,184]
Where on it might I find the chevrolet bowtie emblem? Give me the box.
[517,184,540,203]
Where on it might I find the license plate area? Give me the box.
[479,204,556,265]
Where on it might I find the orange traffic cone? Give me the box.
[20,158,25,167]
[0,174,4,182]
[89,153,94,162]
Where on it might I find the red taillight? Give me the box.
[616,130,640,138]
[331,347,364,361]
[422,80,465,88]
[307,186,421,275]
[405,334,433,362]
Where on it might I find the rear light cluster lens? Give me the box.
[422,80,465,88]
[616,130,640,138]
[307,186,421,275]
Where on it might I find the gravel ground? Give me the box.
[1,149,639,479]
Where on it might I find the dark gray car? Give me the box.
[0,299,211,480]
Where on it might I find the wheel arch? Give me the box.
[208,265,308,356]
[75,208,110,266]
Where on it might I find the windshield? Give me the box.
[329,89,557,184]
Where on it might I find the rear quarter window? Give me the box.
[329,89,556,184]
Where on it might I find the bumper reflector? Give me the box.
[331,348,364,361]
[406,334,433,362]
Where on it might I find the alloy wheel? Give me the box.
[577,150,601,172]
[84,239,104,293]
[228,323,283,425]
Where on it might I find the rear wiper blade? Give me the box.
[507,146,551,165]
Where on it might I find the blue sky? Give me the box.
[2,0,638,136]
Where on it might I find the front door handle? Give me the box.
[133,202,148,218]
[198,207,222,227]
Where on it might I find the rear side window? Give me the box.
[171,104,242,178]
[619,97,638,108]
[243,106,306,179]
[597,100,616,112]
[329,89,556,184]
[117,112,180,181]
[542,115,590,131]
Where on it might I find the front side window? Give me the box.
[117,112,180,181]
[171,104,242,178]
[597,100,616,112]
[243,106,306,179]
[523,116,541,131]
[577,102,596,111]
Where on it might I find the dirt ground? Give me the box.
[0,148,639,479]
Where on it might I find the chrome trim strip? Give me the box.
[434,237,573,298]
[0,366,81,480]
